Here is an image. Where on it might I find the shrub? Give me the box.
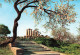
[34,37,60,47]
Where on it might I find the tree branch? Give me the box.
[20,0,38,13]
[18,0,28,4]
[43,8,63,17]
[14,0,20,14]
[44,9,57,14]
[27,0,38,5]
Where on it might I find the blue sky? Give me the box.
[0,0,80,37]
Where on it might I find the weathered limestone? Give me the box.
[26,29,40,38]
[9,43,23,55]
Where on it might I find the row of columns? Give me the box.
[26,29,39,38]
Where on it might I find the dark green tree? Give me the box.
[0,24,11,36]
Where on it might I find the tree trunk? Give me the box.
[0,13,21,47]
[0,0,21,47]
[11,13,21,43]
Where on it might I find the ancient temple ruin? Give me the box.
[26,28,40,38]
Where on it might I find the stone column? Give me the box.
[29,29,32,38]
[28,29,30,38]
[31,29,32,38]
[36,31,39,37]
[32,30,33,37]
[26,29,28,38]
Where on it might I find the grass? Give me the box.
[0,46,13,55]
[49,43,80,55]
[0,37,13,55]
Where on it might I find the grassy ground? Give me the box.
[49,44,80,55]
[0,38,13,55]
[0,46,13,55]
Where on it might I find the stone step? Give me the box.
[19,46,44,49]
[16,41,35,44]
[30,54,60,55]
[23,51,35,55]
[17,44,44,49]
[15,41,53,55]
[17,44,40,47]
[18,42,35,44]
[17,44,43,47]
[24,47,46,50]
[24,49,51,52]
[24,54,60,55]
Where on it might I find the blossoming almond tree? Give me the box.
[0,0,76,47]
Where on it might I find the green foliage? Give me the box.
[57,44,80,55]
[0,46,13,55]
[34,37,60,47]
[0,37,6,41]
[0,37,6,44]
[51,43,80,55]
[0,24,11,36]
[34,37,71,47]
[34,37,80,55]
[56,40,70,46]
